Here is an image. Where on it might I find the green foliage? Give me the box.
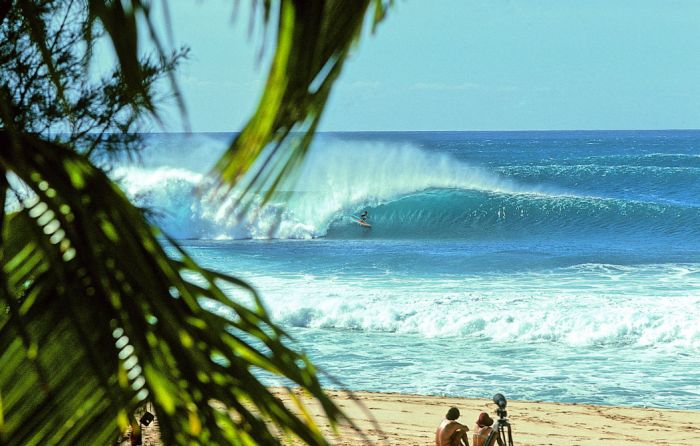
[0,0,389,444]
[2,133,345,444]
[1,0,184,159]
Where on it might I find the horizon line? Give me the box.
[140,128,700,134]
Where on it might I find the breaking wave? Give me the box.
[115,138,700,240]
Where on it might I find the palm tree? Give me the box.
[0,1,388,444]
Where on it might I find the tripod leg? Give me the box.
[495,423,514,446]
[507,424,514,446]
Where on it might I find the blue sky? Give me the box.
[152,0,700,132]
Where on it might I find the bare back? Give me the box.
[435,419,469,446]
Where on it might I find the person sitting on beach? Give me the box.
[471,412,504,446]
[435,407,470,446]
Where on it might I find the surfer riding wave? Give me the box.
[351,210,371,228]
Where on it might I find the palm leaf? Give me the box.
[14,0,186,119]
[2,1,393,444]
[12,0,389,198]
[0,133,348,445]
[214,0,390,200]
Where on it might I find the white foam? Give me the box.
[243,264,700,350]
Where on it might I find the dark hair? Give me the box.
[446,407,460,420]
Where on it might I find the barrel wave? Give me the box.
[117,134,700,242]
[327,189,700,240]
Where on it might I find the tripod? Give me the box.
[484,408,514,446]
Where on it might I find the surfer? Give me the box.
[352,211,371,228]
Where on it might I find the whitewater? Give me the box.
[118,131,700,409]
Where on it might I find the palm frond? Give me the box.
[1,1,395,444]
[14,0,185,120]
[214,0,390,199]
[0,133,347,445]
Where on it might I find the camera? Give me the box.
[493,393,508,420]
[486,393,514,445]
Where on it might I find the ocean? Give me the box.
[117,130,700,410]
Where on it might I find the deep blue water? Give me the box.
[120,131,700,409]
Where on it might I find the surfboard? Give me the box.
[351,216,372,228]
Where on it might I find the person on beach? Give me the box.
[435,407,470,446]
[471,412,504,446]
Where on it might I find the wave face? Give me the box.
[116,131,700,242]
[327,189,700,240]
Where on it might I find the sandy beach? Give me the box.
[274,389,700,446]
[130,389,700,445]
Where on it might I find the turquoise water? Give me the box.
[121,131,700,409]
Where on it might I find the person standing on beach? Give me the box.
[471,412,504,446]
[435,407,470,446]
